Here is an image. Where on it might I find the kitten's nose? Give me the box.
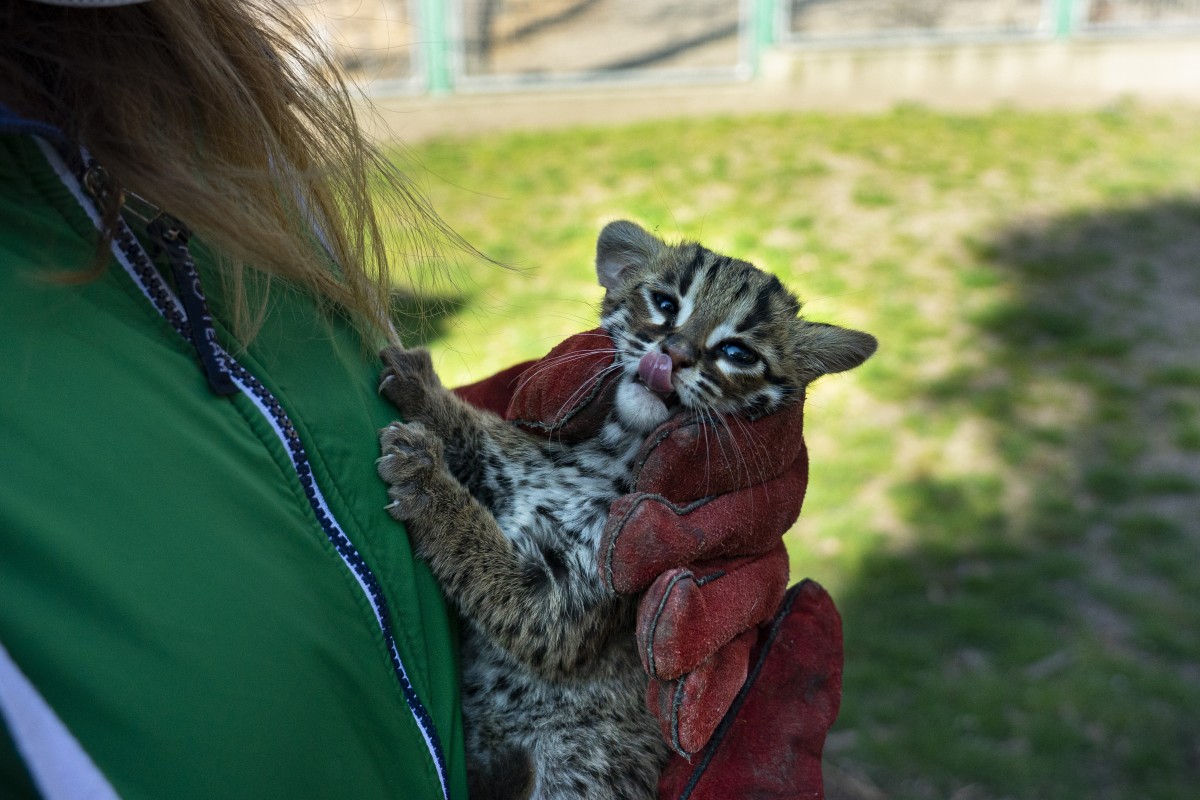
[663,336,696,369]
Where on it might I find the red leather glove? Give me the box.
[454,329,843,798]
[657,579,842,799]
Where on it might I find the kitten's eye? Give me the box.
[718,341,759,367]
[650,292,678,316]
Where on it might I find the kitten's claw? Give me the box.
[378,347,441,417]
[378,421,445,522]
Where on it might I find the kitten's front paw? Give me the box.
[378,421,445,523]
[379,346,441,416]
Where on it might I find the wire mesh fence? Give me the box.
[781,0,1200,42]
[782,0,1049,41]
[1081,0,1200,30]
[294,0,1200,93]
[297,0,425,92]
[455,0,749,86]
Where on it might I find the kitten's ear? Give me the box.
[596,220,663,291]
[797,322,878,382]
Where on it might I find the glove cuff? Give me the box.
[659,580,843,799]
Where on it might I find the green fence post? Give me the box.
[420,0,453,95]
[750,0,777,77]
[1053,0,1079,39]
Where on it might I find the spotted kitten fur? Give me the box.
[377,220,876,800]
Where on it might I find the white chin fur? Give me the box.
[615,380,672,433]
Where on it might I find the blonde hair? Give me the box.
[1,0,463,345]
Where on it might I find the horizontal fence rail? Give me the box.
[293,0,1200,94]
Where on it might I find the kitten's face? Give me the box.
[595,221,877,433]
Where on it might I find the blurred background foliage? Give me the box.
[388,104,1200,799]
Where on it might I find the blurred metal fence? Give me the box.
[295,0,1200,94]
[455,0,752,87]
[781,0,1200,43]
[1081,0,1200,31]
[783,0,1048,42]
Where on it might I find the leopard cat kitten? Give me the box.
[377,220,876,800]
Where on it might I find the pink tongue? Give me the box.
[638,352,674,394]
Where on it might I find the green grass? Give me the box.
[390,105,1200,799]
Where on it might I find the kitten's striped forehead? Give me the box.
[656,244,800,334]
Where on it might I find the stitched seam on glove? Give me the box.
[508,352,620,433]
[669,674,690,758]
[601,493,713,592]
[645,567,727,681]
[694,571,726,587]
[677,580,808,799]
[645,569,693,680]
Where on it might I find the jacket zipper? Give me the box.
[17,124,451,799]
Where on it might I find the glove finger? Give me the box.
[647,628,756,758]
[636,543,789,680]
[503,328,622,442]
[633,401,806,503]
[601,461,805,594]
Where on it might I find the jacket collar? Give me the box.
[0,103,65,142]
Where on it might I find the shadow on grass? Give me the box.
[388,288,472,349]
[828,199,1200,799]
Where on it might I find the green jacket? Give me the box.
[0,120,468,798]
